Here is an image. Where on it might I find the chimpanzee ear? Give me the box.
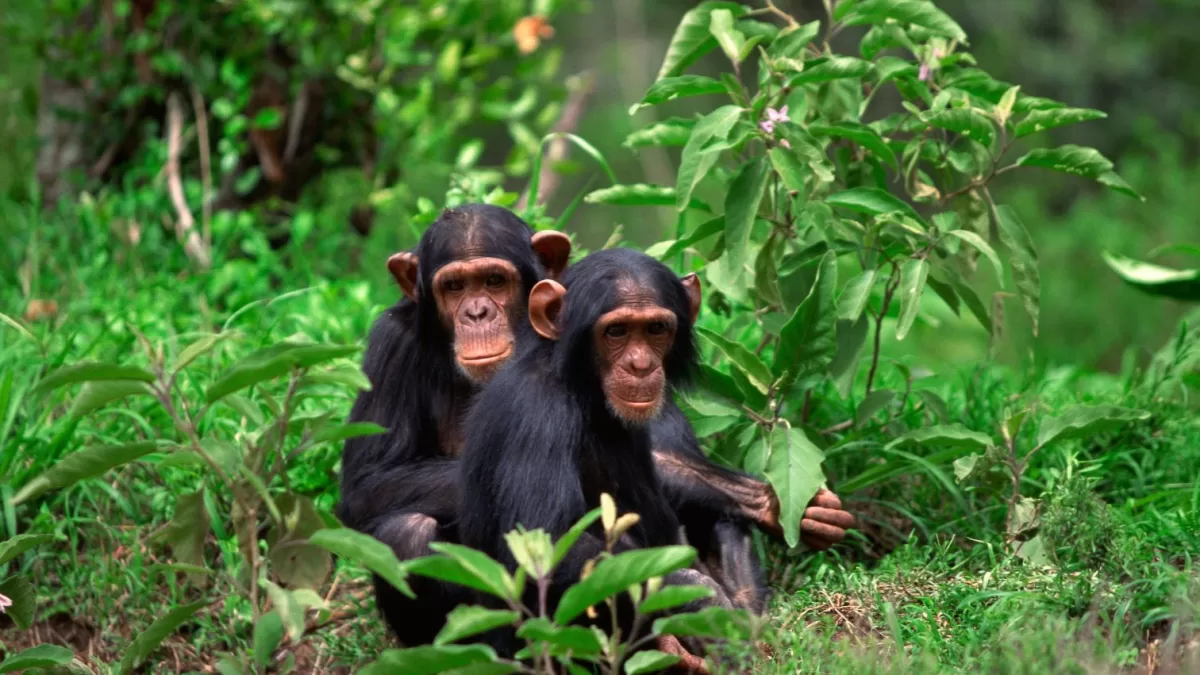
[528,279,566,340]
[387,252,420,302]
[680,273,702,325]
[531,230,572,280]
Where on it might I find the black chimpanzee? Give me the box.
[458,247,741,667]
[338,204,572,647]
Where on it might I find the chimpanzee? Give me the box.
[457,248,745,666]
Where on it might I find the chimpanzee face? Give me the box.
[431,256,522,383]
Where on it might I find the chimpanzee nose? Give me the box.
[464,301,493,324]
[627,347,654,376]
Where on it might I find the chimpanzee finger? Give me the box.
[657,635,711,674]
[804,506,857,529]
[811,488,843,509]
[800,518,846,548]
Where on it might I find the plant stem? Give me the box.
[865,264,900,394]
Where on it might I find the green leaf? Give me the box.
[623,118,696,149]
[926,108,995,147]
[774,251,838,386]
[416,542,516,600]
[159,490,210,580]
[253,611,285,669]
[1015,145,1142,200]
[0,576,36,629]
[653,606,754,640]
[676,105,744,212]
[1097,171,1144,201]
[14,441,161,505]
[826,187,923,225]
[309,528,414,598]
[31,362,155,397]
[719,157,771,285]
[809,122,898,170]
[646,216,725,262]
[361,645,500,675]
[435,606,521,646]
[624,650,681,674]
[585,184,712,212]
[656,2,748,80]
[830,317,869,398]
[69,380,154,418]
[886,424,994,451]
[953,453,983,482]
[1014,108,1107,138]
[551,508,603,569]
[947,230,1004,287]
[554,546,697,624]
[0,645,75,673]
[311,422,387,446]
[1101,252,1200,302]
[994,205,1041,336]
[631,75,727,114]
[0,534,54,566]
[118,600,208,675]
[697,327,772,395]
[895,259,930,341]
[442,665,519,675]
[709,9,746,64]
[837,269,878,322]
[787,56,873,85]
[768,147,808,195]
[844,0,968,42]
[767,20,821,59]
[855,389,896,427]
[205,341,360,403]
[763,426,826,548]
[174,332,238,372]
[1035,405,1151,449]
[638,585,714,615]
[515,618,604,655]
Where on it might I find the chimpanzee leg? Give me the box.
[705,519,768,615]
[370,511,469,647]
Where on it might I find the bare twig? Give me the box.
[516,72,596,211]
[189,86,213,253]
[865,263,901,394]
[165,92,212,269]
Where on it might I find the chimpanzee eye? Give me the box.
[485,273,506,288]
[646,321,668,335]
[604,324,627,338]
[444,279,465,292]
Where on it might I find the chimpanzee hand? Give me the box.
[800,488,855,550]
[656,634,711,674]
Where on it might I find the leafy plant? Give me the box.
[1103,246,1200,302]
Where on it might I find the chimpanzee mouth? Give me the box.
[458,345,513,366]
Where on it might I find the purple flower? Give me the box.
[759,106,791,136]
[919,63,931,82]
[779,138,791,150]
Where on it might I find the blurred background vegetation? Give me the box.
[2,0,1197,371]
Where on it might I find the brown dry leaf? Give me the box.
[24,299,58,322]
[514,16,554,54]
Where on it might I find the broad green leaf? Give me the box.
[653,606,754,640]
[1014,108,1107,138]
[419,542,516,600]
[174,331,238,372]
[895,259,930,341]
[697,327,772,394]
[1014,532,1053,567]
[787,56,873,85]
[830,317,869,398]
[631,76,727,114]
[585,184,712,212]
[311,422,387,446]
[515,618,604,655]
[720,157,772,285]
[296,366,371,393]
[700,364,746,407]
[638,584,714,615]
[764,426,826,548]
[767,20,821,59]
[774,251,838,386]
[264,580,321,642]
[360,645,499,675]
[309,528,414,598]
[837,269,878,322]
[434,606,520,646]
[826,187,923,225]
[625,650,681,674]
[623,118,696,149]
[551,508,603,568]
[926,108,995,147]
[886,424,994,451]
[953,454,983,482]
[768,146,808,194]
[253,611,285,669]
[69,380,154,418]
[1016,145,1142,200]
[1102,252,1200,302]
[0,645,75,673]
[554,546,697,624]
[205,342,360,403]
[646,216,725,262]
[809,122,898,170]
[676,105,744,212]
[995,205,1041,335]
[269,495,331,590]
[442,665,519,675]
[0,576,35,629]
[855,390,896,427]
[844,0,968,41]
[31,362,155,397]
[947,230,1004,287]
[158,490,210,581]
[118,600,208,675]
[709,9,746,64]
[656,2,748,80]
[1035,405,1151,449]
[0,534,54,566]
[14,441,161,505]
